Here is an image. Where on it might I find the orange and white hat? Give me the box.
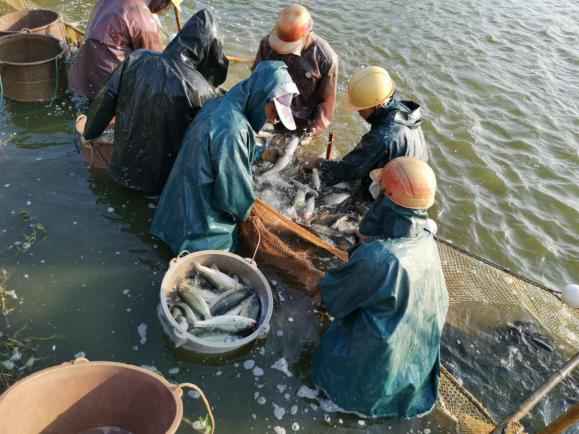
[268,4,313,56]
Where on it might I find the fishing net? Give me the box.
[240,199,348,296]
[240,199,578,434]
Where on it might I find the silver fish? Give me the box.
[193,315,257,333]
[239,294,261,321]
[171,306,184,318]
[199,288,219,304]
[260,136,300,178]
[311,224,343,239]
[211,287,252,316]
[333,181,352,191]
[179,284,212,319]
[173,314,189,332]
[303,194,316,221]
[291,189,307,211]
[193,262,239,291]
[323,192,351,206]
[290,179,319,197]
[311,168,321,191]
[331,216,358,234]
[175,302,198,326]
[195,331,241,344]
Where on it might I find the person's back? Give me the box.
[312,158,448,419]
[320,97,428,189]
[150,61,298,254]
[83,9,228,194]
[69,0,167,99]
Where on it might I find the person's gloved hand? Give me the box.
[262,148,281,163]
[301,157,324,170]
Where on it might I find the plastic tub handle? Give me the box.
[258,323,270,340]
[175,383,215,434]
[244,257,258,268]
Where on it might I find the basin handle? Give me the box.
[176,383,215,434]
[170,250,191,268]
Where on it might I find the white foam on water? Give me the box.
[1,360,15,370]
[273,403,286,420]
[137,323,147,345]
[320,399,341,413]
[187,390,200,399]
[271,358,293,377]
[11,347,21,361]
[358,420,367,426]
[297,385,319,399]
[140,365,158,373]
[74,351,86,359]
[324,414,331,423]
[257,396,267,405]
[290,405,298,415]
[253,366,264,377]
[276,384,287,393]
[291,422,300,431]
[243,359,255,370]
[168,367,179,375]
[273,427,286,434]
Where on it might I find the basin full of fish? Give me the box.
[167,262,262,345]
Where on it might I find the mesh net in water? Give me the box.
[240,199,578,434]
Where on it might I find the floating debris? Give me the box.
[137,323,147,345]
[271,358,293,377]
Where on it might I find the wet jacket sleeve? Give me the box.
[318,128,385,185]
[320,243,398,319]
[310,54,338,138]
[211,130,256,222]
[83,60,127,139]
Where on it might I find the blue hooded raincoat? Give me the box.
[312,195,449,419]
[150,61,298,254]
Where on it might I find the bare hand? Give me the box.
[301,157,324,170]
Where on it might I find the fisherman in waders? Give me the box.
[81,9,228,194]
[311,157,448,419]
[302,67,428,195]
[150,61,298,254]
[252,4,338,143]
[69,0,177,100]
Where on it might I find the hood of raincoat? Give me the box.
[149,60,297,254]
[163,9,229,87]
[226,60,299,132]
[359,194,427,239]
[368,98,423,129]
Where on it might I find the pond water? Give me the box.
[0,0,577,433]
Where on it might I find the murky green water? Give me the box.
[1,0,578,433]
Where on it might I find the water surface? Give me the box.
[1,0,578,432]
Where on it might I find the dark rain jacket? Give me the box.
[252,32,338,137]
[150,61,298,254]
[69,0,166,99]
[319,98,428,189]
[312,195,448,419]
[83,10,228,194]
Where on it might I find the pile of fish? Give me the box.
[168,262,262,344]
[253,133,369,250]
